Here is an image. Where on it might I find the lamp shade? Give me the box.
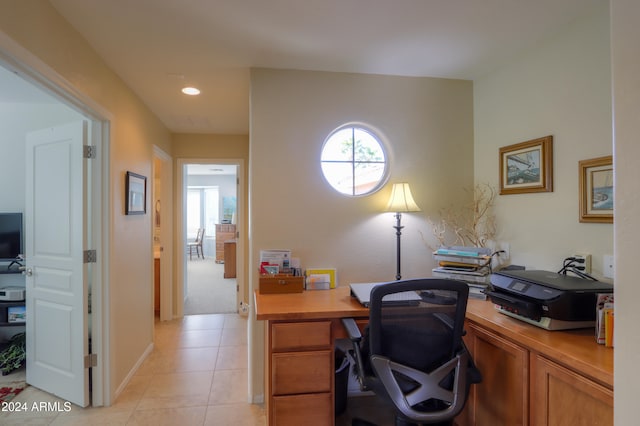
[385,183,421,212]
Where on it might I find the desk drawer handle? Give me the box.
[279,280,287,285]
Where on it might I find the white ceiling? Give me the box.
[187,164,237,176]
[4,0,605,135]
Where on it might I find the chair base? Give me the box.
[352,419,377,426]
[351,415,453,426]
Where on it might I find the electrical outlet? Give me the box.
[572,253,592,274]
[239,301,250,316]
[603,255,614,279]
[495,242,510,260]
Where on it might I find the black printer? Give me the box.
[486,269,614,330]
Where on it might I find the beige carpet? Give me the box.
[184,258,237,315]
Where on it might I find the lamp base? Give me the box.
[394,212,403,280]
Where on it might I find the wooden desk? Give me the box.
[255,287,613,426]
[255,287,368,426]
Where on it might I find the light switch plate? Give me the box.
[603,255,614,279]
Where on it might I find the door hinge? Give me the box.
[84,353,97,368]
[83,145,97,159]
[84,249,97,263]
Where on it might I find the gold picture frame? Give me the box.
[579,156,613,223]
[499,135,553,195]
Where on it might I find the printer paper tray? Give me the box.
[485,290,542,321]
[495,306,596,331]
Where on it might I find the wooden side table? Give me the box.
[223,240,236,278]
[215,223,236,263]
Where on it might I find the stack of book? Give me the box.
[432,247,492,300]
[596,294,614,347]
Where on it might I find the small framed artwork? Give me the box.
[579,156,613,223]
[125,171,147,215]
[8,306,25,323]
[499,135,553,195]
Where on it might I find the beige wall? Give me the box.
[0,0,171,401]
[611,0,640,423]
[3,0,632,417]
[248,68,474,400]
[473,3,613,277]
[171,133,250,304]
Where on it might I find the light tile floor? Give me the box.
[0,313,266,426]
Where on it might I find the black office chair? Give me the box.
[342,279,481,426]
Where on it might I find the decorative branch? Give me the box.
[425,183,497,249]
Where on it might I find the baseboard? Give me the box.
[113,341,154,400]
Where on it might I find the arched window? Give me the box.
[320,125,388,196]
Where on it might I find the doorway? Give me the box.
[179,161,242,315]
[0,57,107,406]
[153,147,173,321]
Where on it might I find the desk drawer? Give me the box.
[272,350,332,395]
[272,393,333,426]
[271,321,332,351]
[260,276,304,294]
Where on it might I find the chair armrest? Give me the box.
[341,318,362,342]
[341,318,369,391]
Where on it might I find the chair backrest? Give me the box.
[195,228,204,243]
[366,278,474,423]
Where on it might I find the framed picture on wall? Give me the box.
[579,156,613,223]
[499,135,553,195]
[125,171,147,215]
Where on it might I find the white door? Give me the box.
[25,121,90,407]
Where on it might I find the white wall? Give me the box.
[0,101,82,341]
[473,3,613,276]
[249,68,474,400]
[611,0,640,423]
[0,102,82,210]
[186,173,237,256]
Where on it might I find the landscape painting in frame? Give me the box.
[499,135,553,195]
[579,156,613,223]
[125,171,147,215]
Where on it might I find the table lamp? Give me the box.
[385,182,421,280]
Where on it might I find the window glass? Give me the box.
[321,125,388,196]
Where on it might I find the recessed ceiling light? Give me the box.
[181,87,200,95]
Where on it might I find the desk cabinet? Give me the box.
[530,354,613,426]
[460,318,613,426]
[462,323,528,425]
[267,320,334,426]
